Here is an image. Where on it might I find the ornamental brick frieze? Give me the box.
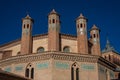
[52,53,98,63]
[0,53,50,66]
[0,51,100,66]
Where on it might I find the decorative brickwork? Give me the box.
[15,65,23,71]
[0,9,119,80]
[90,25,101,56]
[21,14,33,55]
[81,64,95,71]
[4,67,11,72]
[36,62,49,69]
[55,61,69,69]
[76,14,88,54]
[48,9,60,51]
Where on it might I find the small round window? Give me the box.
[17,51,21,55]
[63,46,70,52]
[37,47,44,53]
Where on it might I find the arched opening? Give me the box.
[23,24,25,28]
[17,51,21,55]
[31,68,34,79]
[25,63,34,79]
[53,19,55,23]
[109,55,111,61]
[71,67,74,80]
[76,68,79,80]
[25,69,29,77]
[63,46,70,52]
[27,24,29,28]
[93,34,96,38]
[71,62,79,80]
[80,24,82,28]
[37,47,44,53]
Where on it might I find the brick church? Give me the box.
[0,9,120,80]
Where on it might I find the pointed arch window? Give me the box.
[71,67,74,80]
[25,69,29,77]
[71,63,79,80]
[37,47,44,53]
[25,63,34,79]
[31,68,34,79]
[76,68,79,80]
[63,46,70,52]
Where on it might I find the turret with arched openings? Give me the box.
[21,14,34,55]
[90,25,101,56]
[48,9,60,51]
[76,14,88,54]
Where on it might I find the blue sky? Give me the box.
[0,0,120,52]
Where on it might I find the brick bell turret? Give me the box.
[76,14,88,54]
[48,9,60,51]
[21,14,34,54]
[90,25,101,56]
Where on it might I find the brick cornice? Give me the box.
[0,51,116,70]
[0,52,97,66]
[0,39,21,50]
[60,33,77,40]
[33,33,48,40]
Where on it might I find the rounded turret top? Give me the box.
[79,13,84,17]
[25,14,32,19]
[90,24,100,31]
[76,13,87,21]
[22,14,34,23]
[48,9,60,16]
